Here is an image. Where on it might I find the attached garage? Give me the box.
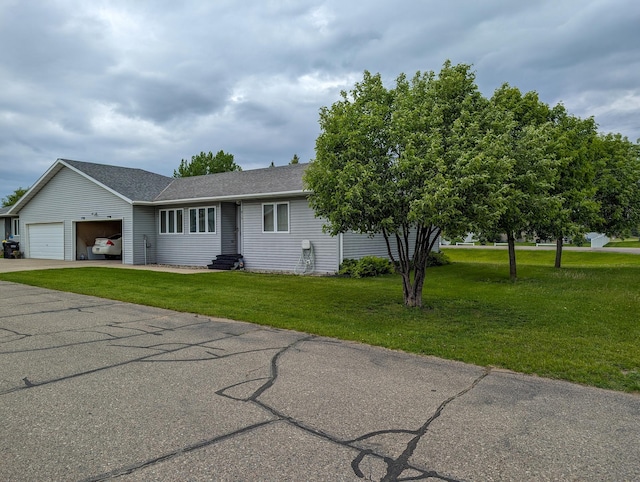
[75,220,122,260]
[28,223,64,260]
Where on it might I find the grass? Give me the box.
[605,237,640,248]
[1,248,639,393]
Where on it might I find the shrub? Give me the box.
[339,256,394,278]
[338,259,358,276]
[426,251,451,267]
[393,251,452,271]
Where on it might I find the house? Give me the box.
[1,206,20,243]
[6,159,433,273]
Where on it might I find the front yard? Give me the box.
[1,248,639,392]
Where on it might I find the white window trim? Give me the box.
[12,218,19,237]
[262,202,290,233]
[188,206,216,234]
[159,208,184,234]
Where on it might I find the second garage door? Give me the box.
[28,223,64,260]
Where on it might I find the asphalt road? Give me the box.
[1,280,639,481]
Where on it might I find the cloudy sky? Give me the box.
[1,0,639,202]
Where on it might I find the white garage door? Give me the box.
[29,223,64,260]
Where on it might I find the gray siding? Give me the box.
[155,203,222,266]
[132,206,157,265]
[241,197,339,273]
[2,218,11,240]
[342,229,438,262]
[17,168,134,262]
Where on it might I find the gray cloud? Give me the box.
[1,0,639,201]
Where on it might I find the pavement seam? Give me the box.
[77,419,278,482]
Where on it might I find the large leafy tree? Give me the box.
[305,62,505,307]
[591,133,640,237]
[1,187,28,207]
[481,84,560,281]
[535,106,599,268]
[173,150,241,177]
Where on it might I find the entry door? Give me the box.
[220,203,238,254]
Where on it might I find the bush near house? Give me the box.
[339,256,394,278]
[340,252,450,278]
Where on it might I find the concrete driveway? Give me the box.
[0,282,638,481]
[0,258,215,274]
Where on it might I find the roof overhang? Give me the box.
[134,189,309,206]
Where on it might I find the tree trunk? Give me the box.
[410,263,426,308]
[507,232,517,282]
[400,269,423,307]
[400,271,414,307]
[555,237,563,268]
[383,224,439,308]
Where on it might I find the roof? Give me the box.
[8,159,174,214]
[0,206,11,217]
[62,159,174,202]
[154,163,308,203]
[7,159,309,214]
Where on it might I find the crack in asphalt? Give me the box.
[81,335,313,481]
[78,419,277,482]
[0,319,217,355]
[214,337,490,482]
[2,291,490,481]
[0,328,263,396]
[377,369,490,481]
[0,301,122,320]
[1,338,229,395]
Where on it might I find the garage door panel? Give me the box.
[29,223,64,260]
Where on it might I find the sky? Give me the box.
[1,0,639,202]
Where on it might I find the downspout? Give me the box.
[143,234,148,265]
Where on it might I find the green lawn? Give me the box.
[1,249,639,393]
[605,238,640,248]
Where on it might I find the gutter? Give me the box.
[133,190,309,206]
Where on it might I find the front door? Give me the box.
[220,202,239,255]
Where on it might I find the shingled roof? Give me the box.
[154,163,308,202]
[8,159,309,214]
[62,159,174,202]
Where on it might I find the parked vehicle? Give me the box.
[92,234,122,259]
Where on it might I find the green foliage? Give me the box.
[392,251,451,270]
[339,256,394,278]
[426,251,451,267]
[591,133,640,237]
[1,187,28,207]
[305,60,640,293]
[481,84,562,279]
[526,105,600,268]
[173,150,241,177]
[305,61,502,306]
[289,154,300,164]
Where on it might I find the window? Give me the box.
[160,209,183,234]
[263,202,289,232]
[12,218,19,236]
[189,207,216,233]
